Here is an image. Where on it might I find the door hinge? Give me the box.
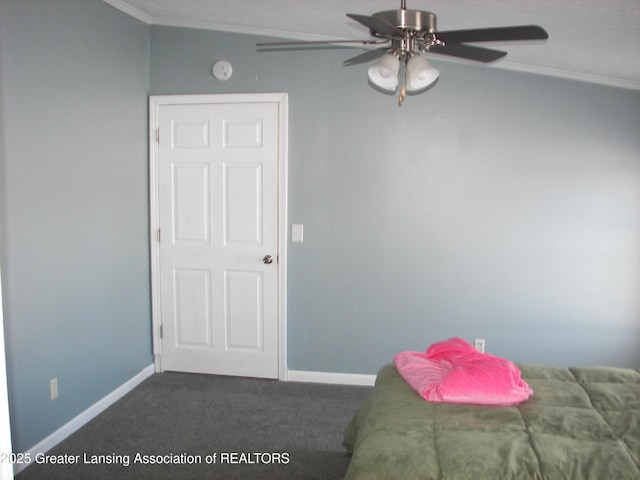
[157,228,161,243]
[159,324,163,338]
[156,127,160,143]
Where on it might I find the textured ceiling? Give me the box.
[105,0,640,89]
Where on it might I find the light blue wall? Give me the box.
[0,0,152,452]
[150,27,640,372]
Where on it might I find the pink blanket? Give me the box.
[394,337,533,406]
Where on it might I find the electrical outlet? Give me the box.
[474,338,485,353]
[50,377,59,400]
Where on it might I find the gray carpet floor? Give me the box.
[16,372,372,480]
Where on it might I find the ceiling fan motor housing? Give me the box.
[373,9,437,34]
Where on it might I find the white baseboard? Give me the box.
[14,364,155,475]
[287,369,376,387]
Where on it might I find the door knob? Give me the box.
[263,255,274,264]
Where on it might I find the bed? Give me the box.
[343,362,640,479]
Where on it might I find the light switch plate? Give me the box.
[292,224,304,243]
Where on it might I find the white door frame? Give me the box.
[149,93,288,381]
[0,262,14,480]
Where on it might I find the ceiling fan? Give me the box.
[257,0,548,105]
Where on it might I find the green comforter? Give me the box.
[343,363,640,479]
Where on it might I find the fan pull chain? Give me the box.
[398,85,406,106]
[397,56,407,106]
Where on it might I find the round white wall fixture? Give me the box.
[212,60,233,81]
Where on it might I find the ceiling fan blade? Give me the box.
[257,39,384,47]
[437,25,548,43]
[343,47,390,66]
[428,44,507,63]
[346,13,405,38]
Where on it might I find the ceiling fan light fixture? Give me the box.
[406,55,439,91]
[367,53,400,91]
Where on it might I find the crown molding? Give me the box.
[498,62,640,91]
[103,0,153,24]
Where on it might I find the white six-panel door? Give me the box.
[150,94,287,379]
